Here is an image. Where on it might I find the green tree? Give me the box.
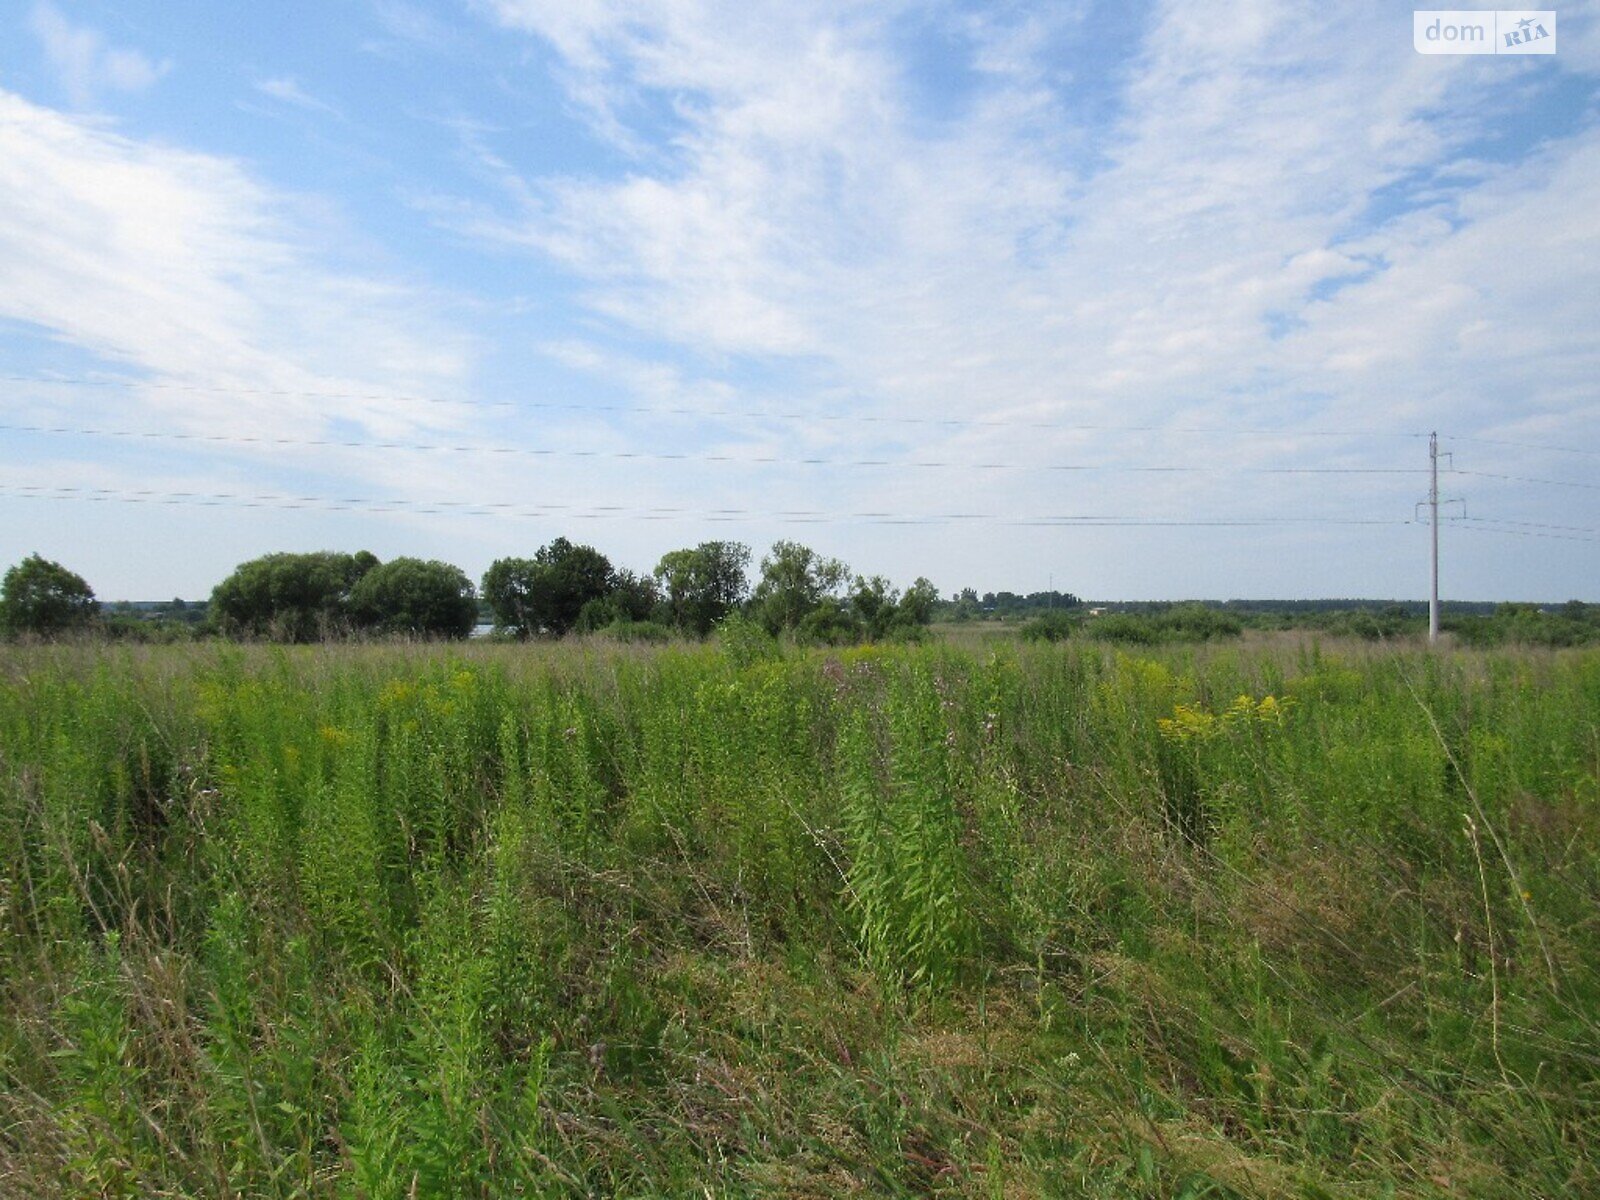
[574,569,662,634]
[654,541,750,635]
[849,575,897,640]
[348,558,478,639]
[0,554,98,637]
[608,568,661,623]
[796,597,861,645]
[897,577,939,627]
[209,551,378,641]
[846,575,939,642]
[949,587,981,622]
[750,540,848,635]
[481,558,537,636]
[482,538,614,638]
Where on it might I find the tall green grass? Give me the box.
[0,637,1596,1196]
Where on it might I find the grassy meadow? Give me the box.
[0,635,1597,1197]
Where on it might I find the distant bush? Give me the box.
[1158,604,1242,641]
[795,598,861,646]
[1019,610,1078,643]
[716,612,781,665]
[1445,603,1600,648]
[574,595,630,634]
[1317,609,1416,640]
[1084,605,1242,645]
[101,615,199,644]
[595,619,673,644]
[1087,614,1161,644]
[881,621,931,645]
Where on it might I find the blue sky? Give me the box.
[1,0,1597,601]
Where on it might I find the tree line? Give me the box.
[8,548,1595,647]
[0,541,940,645]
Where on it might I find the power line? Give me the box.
[1453,519,1600,545]
[7,378,1589,553]
[1444,434,1600,460]
[0,484,1418,530]
[0,373,1428,439]
[1458,516,1600,536]
[0,421,1426,477]
[1449,467,1600,493]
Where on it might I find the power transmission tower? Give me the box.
[1418,432,1462,645]
[1430,432,1440,642]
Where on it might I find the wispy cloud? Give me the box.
[0,88,476,445]
[446,0,1600,595]
[253,77,345,120]
[462,9,1590,406]
[5,0,1594,599]
[29,2,171,108]
[364,0,462,56]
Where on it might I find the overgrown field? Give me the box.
[1,638,1597,1198]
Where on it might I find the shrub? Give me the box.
[796,597,862,646]
[348,558,478,639]
[1019,610,1077,643]
[715,612,781,665]
[1157,604,1243,641]
[1087,614,1160,644]
[596,619,673,644]
[1085,606,1242,645]
[209,551,376,641]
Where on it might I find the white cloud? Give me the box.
[365,0,462,56]
[533,0,1596,428]
[1285,133,1600,435]
[253,77,344,120]
[29,3,170,109]
[0,88,476,443]
[474,0,1476,392]
[8,2,1591,599]
[456,0,1600,597]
